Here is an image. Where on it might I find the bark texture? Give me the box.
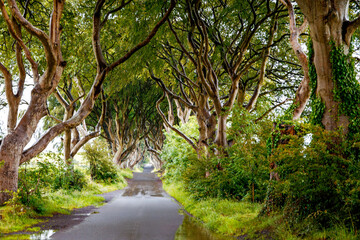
[295,0,358,132]
[280,0,311,120]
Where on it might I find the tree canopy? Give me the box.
[2,1,360,236]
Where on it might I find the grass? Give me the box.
[163,181,262,236]
[164,181,359,239]
[0,170,133,235]
[0,235,31,239]
[0,188,105,234]
[120,168,134,179]
[0,204,42,234]
[132,167,143,173]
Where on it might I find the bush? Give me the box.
[161,116,199,182]
[53,168,87,191]
[18,152,87,212]
[269,126,360,233]
[162,111,271,201]
[82,138,120,183]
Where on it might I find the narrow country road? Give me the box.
[51,167,183,240]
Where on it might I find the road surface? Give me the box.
[51,167,184,240]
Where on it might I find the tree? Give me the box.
[102,79,163,165]
[294,0,360,136]
[280,0,310,120]
[150,0,298,157]
[0,0,175,204]
[47,77,106,164]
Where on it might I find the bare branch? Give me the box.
[0,1,39,81]
[254,98,292,123]
[8,0,58,82]
[281,0,310,120]
[156,92,198,151]
[246,13,278,111]
[93,0,108,71]
[70,131,100,158]
[344,14,360,45]
[101,0,132,27]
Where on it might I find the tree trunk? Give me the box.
[0,87,48,204]
[196,106,216,153]
[295,0,351,133]
[64,129,72,164]
[174,99,191,124]
[164,93,175,133]
[0,153,20,204]
[215,114,228,148]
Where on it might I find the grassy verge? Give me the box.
[163,181,263,236]
[0,169,133,235]
[164,181,358,239]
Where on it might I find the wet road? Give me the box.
[51,167,184,240]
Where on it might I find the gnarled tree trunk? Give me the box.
[295,0,360,133]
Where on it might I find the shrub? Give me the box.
[269,126,360,233]
[161,116,199,182]
[82,138,120,183]
[162,111,271,202]
[18,152,87,212]
[53,168,87,191]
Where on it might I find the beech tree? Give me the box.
[280,0,310,120]
[0,0,175,204]
[293,0,360,136]
[145,125,165,169]
[103,79,162,165]
[150,0,300,156]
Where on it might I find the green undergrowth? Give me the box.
[164,181,263,236]
[132,167,144,173]
[0,235,31,240]
[164,181,358,240]
[0,170,132,235]
[120,168,134,179]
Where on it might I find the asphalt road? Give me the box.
[51,167,184,240]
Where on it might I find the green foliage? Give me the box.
[270,126,360,234]
[164,181,262,236]
[308,39,317,99]
[280,103,298,121]
[18,153,87,213]
[309,97,326,127]
[162,108,271,202]
[330,41,360,137]
[161,116,199,181]
[266,130,281,156]
[227,107,272,201]
[82,138,121,183]
[53,168,87,192]
[308,39,325,126]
